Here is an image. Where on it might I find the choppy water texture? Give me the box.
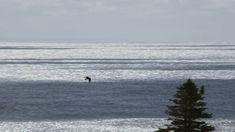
[0,42,234,131]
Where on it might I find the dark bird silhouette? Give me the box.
[85,76,91,83]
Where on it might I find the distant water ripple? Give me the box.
[0,43,235,81]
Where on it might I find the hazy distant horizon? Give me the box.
[0,41,234,45]
[1,0,235,43]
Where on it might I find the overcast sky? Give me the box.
[0,0,235,43]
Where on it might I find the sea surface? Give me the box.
[0,42,234,131]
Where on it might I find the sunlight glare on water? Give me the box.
[0,42,235,82]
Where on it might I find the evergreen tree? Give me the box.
[156,79,215,132]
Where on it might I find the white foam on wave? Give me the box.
[0,118,234,132]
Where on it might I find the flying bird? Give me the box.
[85,76,91,83]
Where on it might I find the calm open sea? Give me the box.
[0,42,234,131]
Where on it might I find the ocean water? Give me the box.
[0,42,234,131]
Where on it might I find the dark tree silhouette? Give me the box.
[156,79,215,132]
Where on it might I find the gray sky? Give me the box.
[0,0,235,43]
